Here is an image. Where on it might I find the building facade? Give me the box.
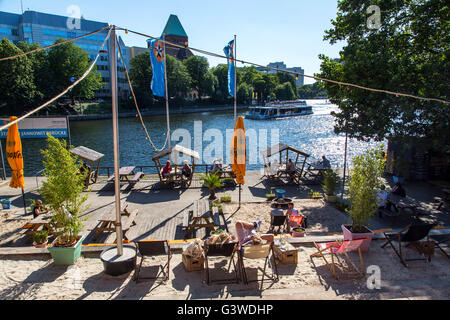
[0,10,130,98]
[257,61,305,86]
[161,14,193,61]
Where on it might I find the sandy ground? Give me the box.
[225,199,350,236]
[0,211,32,247]
[0,201,449,300]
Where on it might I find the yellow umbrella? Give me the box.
[6,116,25,189]
[231,116,246,185]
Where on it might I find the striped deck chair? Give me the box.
[310,239,365,279]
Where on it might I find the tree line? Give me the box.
[129,52,326,108]
[0,38,103,115]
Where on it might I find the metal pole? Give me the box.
[0,139,6,180]
[341,130,348,198]
[163,34,171,149]
[21,188,27,215]
[66,116,72,147]
[233,35,237,124]
[110,26,123,256]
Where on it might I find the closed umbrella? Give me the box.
[231,116,246,206]
[6,116,26,214]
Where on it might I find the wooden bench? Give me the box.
[184,199,216,239]
[129,171,144,184]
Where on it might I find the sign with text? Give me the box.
[0,117,69,139]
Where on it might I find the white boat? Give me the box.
[245,100,313,120]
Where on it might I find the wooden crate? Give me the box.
[274,243,298,265]
[182,253,205,272]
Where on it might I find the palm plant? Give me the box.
[322,169,339,196]
[199,172,224,200]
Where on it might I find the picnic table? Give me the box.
[183,199,217,239]
[22,213,54,238]
[91,202,139,243]
[107,166,144,186]
[303,162,329,183]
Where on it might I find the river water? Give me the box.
[6,99,384,176]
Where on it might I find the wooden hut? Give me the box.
[70,146,105,188]
[261,143,310,183]
[152,144,200,187]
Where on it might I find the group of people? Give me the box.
[235,203,307,247]
[161,160,192,178]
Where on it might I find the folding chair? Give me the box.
[134,240,172,283]
[310,239,365,280]
[270,215,287,234]
[239,243,279,289]
[430,234,450,259]
[381,223,436,267]
[287,215,307,233]
[204,242,240,285]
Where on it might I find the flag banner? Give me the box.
[223,40,235,97]
[148,38,165,97]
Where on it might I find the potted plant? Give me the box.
[33,230,48,248]
[211,202,224,215]
[291,227,306,237]
[343,145,385,251]
[308,189,322,199]
[322,169,339,202]
[266,188,276,201]
[220,194,232,203]
[39,135,89,265]
[199,172,224,200]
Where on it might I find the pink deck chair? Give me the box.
[310,239,366,279]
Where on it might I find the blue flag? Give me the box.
[148,38,165,97]
[223,40,235,97]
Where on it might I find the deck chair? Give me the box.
[381,223,436,267]
[270,215,287,234]
[430,234,450,259]
[239,243,279,289]
[310,239,365,280]
[134,240,172,283]
[204,242,240,285]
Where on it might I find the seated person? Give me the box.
[210,158,223,173]
[162,160,172,177]
[391,182,406,198]
[320,155,331,169]
[270,204,285,223]
[286,159,295,173]
[377,185,398,215]
[32,200,48,219]
[181,160,192,178]
[286,203,307,230]
[270,159,280,175]
[79,162,89,175]
[235,219,274,247]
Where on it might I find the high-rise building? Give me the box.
[256,61,305,86]
[0,10,130,98]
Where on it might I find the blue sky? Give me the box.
[1,0,345,84]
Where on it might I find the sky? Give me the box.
[0,0,345,84]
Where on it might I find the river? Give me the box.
[3,100,384,176]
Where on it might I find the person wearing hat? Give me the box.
[182,160,192,178]
[162,160,172,177]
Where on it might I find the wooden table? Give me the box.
[389,196,421,217]
[304,163,329,183]
[91,202,138,242]
[273,240,298,264]
[22,213,54,238]
[107,166,142,185]
[184,199,217,239]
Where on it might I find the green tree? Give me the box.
[183,56,211,99]
[274,82,296,101]
[276,72,297,96]
[166,55,191,98]
[297,82,328,99]
[318,0,449,148]
[46,38,103,104]
[210,64,230,103]
[0,39,38,114]
[237,83,253,105]
[129,51,153,107]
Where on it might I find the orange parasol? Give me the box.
[6,116,25,189]
[231,116,246,185]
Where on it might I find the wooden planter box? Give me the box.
[274,242,298,265]
[182,252,205,272]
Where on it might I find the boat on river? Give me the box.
[245,100,313,120]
